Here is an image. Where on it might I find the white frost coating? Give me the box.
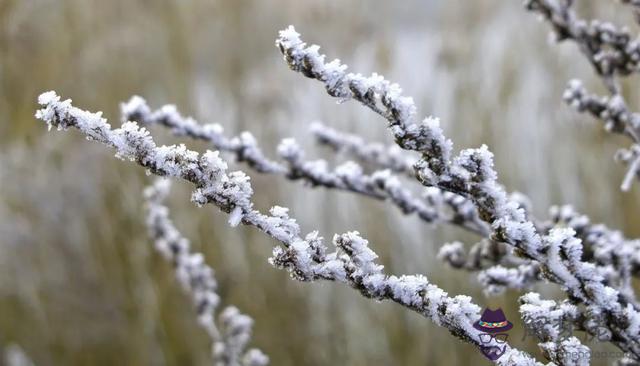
[120,96,490,235]
[37,90,58,105]
[277,26,449,154]
[277,28,640,360]
[438,238,551,296]
[229,206,244,227]
[478,264,540,296]
[213,306,268,366]
[539,338,590,366]
[520,293,580,341]
[310,121,416,174]
[437,242,466,266]
[547,204,640,303]
[531,0,640,190]
[617,144,640,191]
[38,91,543,366]
[145,179,268,366]
[519,293,589,366]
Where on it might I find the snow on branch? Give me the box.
[526,0,640,190]
[546,205,640,289]
[438,239,541,296]
[310,122,493,235]
[438,240,509,271]
[520,293,590,366]
[310,121,415,175]
[440,203,640,299]
[617,144,640,191]
[121,95,490,236]
[36,91,543,366]
[276,26,640,359]
[562,80,640,140]
[563,80,640,190]
[525,0,640,83]
[121,96,283,174]
[145,178,268,366]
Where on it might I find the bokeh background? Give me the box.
[1,0,639,365]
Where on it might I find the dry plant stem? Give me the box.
[312,121,640,287]
[546,206,640,299]
[121,96,490,236]
[36,91,544,366]
[310,121,416,175]
[125,95,564,299]
[311,121,496,235]
[310,123,610,296]
[311,121,640,277]
[525,0,640,189]
[519,294,591,366]
[130,100,639,299]
[145,179,268,366]
[276,26,640,359]
[562,80,640,191]
[525,0,637,89]
[620,148,640,191]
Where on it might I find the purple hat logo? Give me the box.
[475,308,513,361]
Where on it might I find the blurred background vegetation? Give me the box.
[0,0,639,365]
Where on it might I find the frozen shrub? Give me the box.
[34,2,640,364]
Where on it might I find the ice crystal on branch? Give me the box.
[145,179,268,366]
[121,95,490,236]
[32,10,640,363]
[276,26,640,360]
[37,91,543,365]
[526,0,640,189]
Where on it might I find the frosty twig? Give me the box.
[145,179,268,366]
[37,91,543,366]
[276,26,640,360]
[526,0,640,190]
[121,96,489,236]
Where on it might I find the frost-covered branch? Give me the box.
[547,205,640,273]
[145,179,268,366]
[121,96,490,236]
[547,205,640,303]
[520,293,590,366]
[121,97,283,174]
[525,0,640,190]
[478,263,542,296]
[437,240,508,272]
[562,80,640,190]
[310,121,416,175]
[438,240,541,295]
[617,144,640,191]
[36,91,543,366]
[311,123,623,294]
[440,203,640,299]
[310,122,493,234]
[562,80,640,140]
[276,26,640,359]
[525,0,640,86]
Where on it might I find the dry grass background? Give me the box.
[0,0,639,365]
